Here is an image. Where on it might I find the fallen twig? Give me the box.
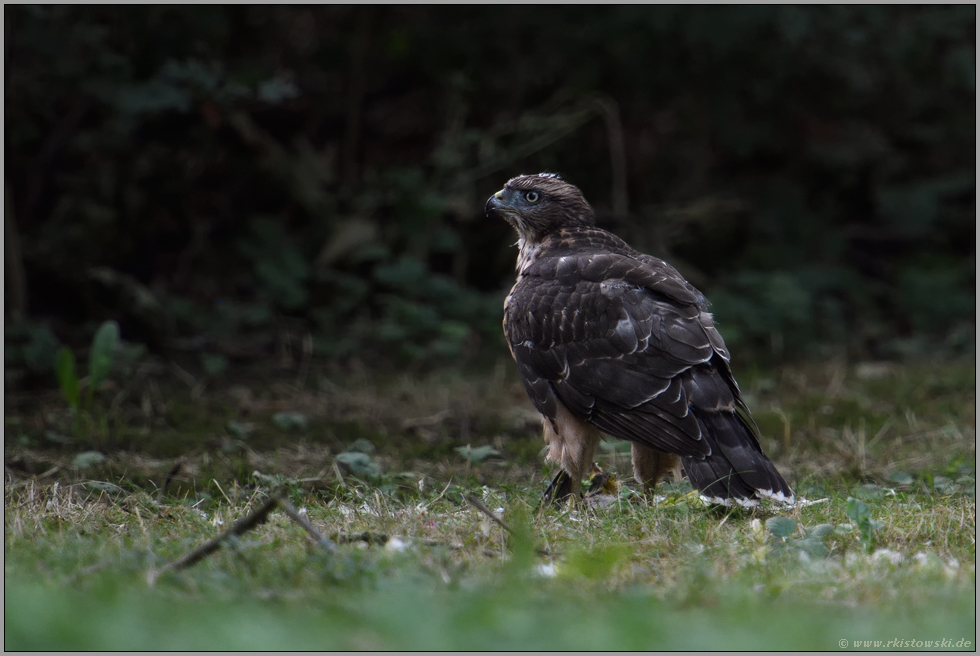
[465,495,512,534]
[277,496,337,552]
[146,491,339,585]
[160,461,182,497]
[66,560,113,584]
[37,465,61,479]
[147,495,280,585]
[416,476,453,514]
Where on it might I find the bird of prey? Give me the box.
[486,173,792,506]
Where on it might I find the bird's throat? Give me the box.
[515,237,541,274]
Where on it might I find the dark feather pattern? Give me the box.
[489,173,793,504]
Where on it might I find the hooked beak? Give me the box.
[485,190,506,217]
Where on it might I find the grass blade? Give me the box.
[55,347,80,410]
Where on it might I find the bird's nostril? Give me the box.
[494,190,504,199]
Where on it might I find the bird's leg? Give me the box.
[631,443,682,494]
[542,438,598,507]
[540,401,602,506]
[542,414,576,505]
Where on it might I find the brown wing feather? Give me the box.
[504,231,731,459]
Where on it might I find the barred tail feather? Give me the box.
[682,409,793,505]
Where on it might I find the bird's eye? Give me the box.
[525,191,540,203]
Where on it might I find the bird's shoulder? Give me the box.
[512,226,706,309]
[504,226,729,364]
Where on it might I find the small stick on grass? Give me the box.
[67,560,113,584]
[146,491,339,585]
[277,495,337,552]
[147,495,279,586]
[159,461,182,498]
[465,495,512,534]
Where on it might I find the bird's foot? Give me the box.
[542,470,576,507]
[544,465,623,509]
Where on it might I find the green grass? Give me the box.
[4,358,976,650]
[5,576,974,650]
[4,482,976,650]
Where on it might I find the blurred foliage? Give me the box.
[55,320,119,412]
[4,6,975,383]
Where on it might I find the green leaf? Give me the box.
[796,536,827,558]
[56,347,80,410]
[349,438,375,454]
[88,321,120,388]
[808,523,836,538]
[73,451,106,470]
[226,421,255,440]
[889,471,913,486]
[336,451,381,477]
[855,483,884,499]
[845,496,879,550]
[845,497,870,524]
[22,324,61,373]
[765,516,797,538]
[272,412,308,432]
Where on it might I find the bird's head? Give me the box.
[485,173,596,243]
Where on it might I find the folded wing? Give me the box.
[507,249,734,456]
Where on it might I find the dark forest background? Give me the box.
[5,6,975,387]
